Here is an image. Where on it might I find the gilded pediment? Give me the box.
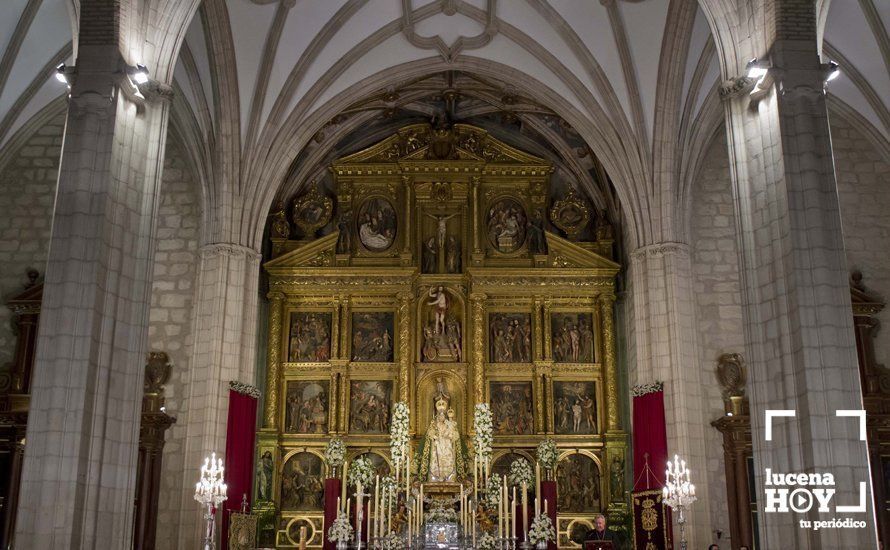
[333,123,549,167]
[264,232,338,271]
[545,231,619,273]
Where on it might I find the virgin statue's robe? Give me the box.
[416,417,468,482]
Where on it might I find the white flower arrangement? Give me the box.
[380,475,397,502]
[477,533,498,550]
[536,439,558,471]
[348,456,375,488]
[508,457,534,488]
[328,510,354,543]
[379,532,403,550]
[426,507,458,523]
[528,513,556,544]
[485,473,502,507]
[390,401,410,465]
[473,403,493,460]
[325,437,346,469]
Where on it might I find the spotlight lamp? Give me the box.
[132,64,150,85]
[825,60,840,82]
[746,58,769,80]
[55,63,70,85]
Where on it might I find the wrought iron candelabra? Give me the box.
[663,454,697,550]
[194,452,228,550]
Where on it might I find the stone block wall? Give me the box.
[832,115,890,367]
[689,130,743,541]
[0,115,65,367]
[147,134,202,549]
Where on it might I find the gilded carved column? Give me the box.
[543,301,552,360]
[340,370,350,433]
[402,176,414,259]
[329,371,339,434]
[471,293,487,404]
[599,294,620,432]
[471,176,482,255]
[544,369,554,434]
[264,291,285,429]
[533,299,544,361]
[398,292,412,404]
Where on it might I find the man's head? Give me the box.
[708,545,719,550]
[594,514,606,531]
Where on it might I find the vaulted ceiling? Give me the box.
[0,0,887,246]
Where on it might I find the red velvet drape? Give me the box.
[632,388,667,492]
[221,388,258,549]
[540,480,557,550]
[632,387,671,547]
[324,478,342,550]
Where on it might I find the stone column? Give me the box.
[14,42,176,548]
[629,243,713,547]
[176,243,261,548]
[718,5,877,546]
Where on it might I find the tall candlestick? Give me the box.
[337,496,341,513]
[346,497,351,518]
[374,476,380,541]
[535,462,541,498]
[341,465,347,503]
[522,482,528,542]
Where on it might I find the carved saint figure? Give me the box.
[257,451,274,501]
[424,212,458,248]
[428,286,449,334]
[422,236,438,273]
[417,386,468,482]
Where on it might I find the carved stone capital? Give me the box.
[719,76,756,100]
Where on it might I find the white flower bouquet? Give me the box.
[390,401,410,465]
[528,513,556,544]
[536,439,558,471]
[328,510,354,543]
[380,475,397,502]
[426,507,458,523]
[473,403,493,460]
[508,457,534,487]
[379,532,403,550]
[325,437,346,469]
[485,473,502,507]
[477,532,498,550]
[348,456,375,488]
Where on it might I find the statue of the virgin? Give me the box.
[416,384,468,482]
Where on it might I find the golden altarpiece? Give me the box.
[255,123,628,548]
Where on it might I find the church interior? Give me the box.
[0,1,888,549]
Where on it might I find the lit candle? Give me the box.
[535,462,541,498]
[346,497,351,518]
[337,496,341,514]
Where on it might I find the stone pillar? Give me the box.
[176,243,260,548]
[628,243,713,547]
[14,39,176,548]
[718,5,877,546]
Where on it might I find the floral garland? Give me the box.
[348,456,375,488]
[228,380,261,399]
[528,513,556,544]
[536,439,558,471]
[632,381,664,397]
[390,401,410,466]
[328,510,354,543]
[508,457,534,487]
[485,473,502,507]
[325,437,346,469]
[477,533,498,550]
[473,403,493,459]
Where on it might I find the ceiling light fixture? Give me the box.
[55,63,69,85]
[825,60,840,82]
[132,64,150,85]
[746,58,768,79]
